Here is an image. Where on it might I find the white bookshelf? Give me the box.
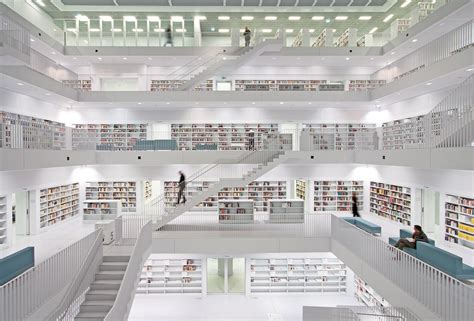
[370,182,412,226]
[83,200,121,221]
[335,28,357,47]
[269,199,304,223]
[218,199,254,224]
[348,80,386,91]
[85,181,137,213]
[313,181,364,212]
[137,258,203,294]
[0,195,9,248]
[250,257,347,293]
[301,124,376,151]
[390,18,411,39]
[382,116,425,150]
[296,180,306,200]
[164,181,217,211]
[39,183,80,229]
[312,28,334,47]
[73,124,147,151]
[355,275,391,308]
[144,181,153,201]
[61,79,92,91]
[291,30,303,47]
[150,80,213,91]
[234,80,327,92]
[444,194,474,249]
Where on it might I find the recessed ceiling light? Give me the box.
[335,16,348,21]
[211,27,216,31]
[73,57,77,60]
[89,28,100,32]
[30,38,35,42]
[391,52,395,55]
[426,82,432,86]
[175,28,186,32]
[111,28,122,32]
[251,102,255,105]
[45,93,51,96]
[242,16,254,21]
[412,39,418,42]
[195,16,207,20]
[279,102,284,104]
[123,16,136,22]
[98,57,102,60]
[312,16,324,21]
[285,29,294,33]
[147,16,160,22]
[265,16,277,21]
[17,82,24,86]
[132,28,144,32]
[369,27,378,34]
[309,29,315,33]
[370,57,375,60]
[308,102,312,105]
[288,16,301,21]
[66,28,78,33]
[137,102,142,105]
[218,16,230,21]
[400,0,412,8]
[359,16,372,20]
[218,29,230,33]
[345,57,350,60]
[51,51,56,55]
[383,14,394,23]
[148,57,152,60]
[166,102,170,105]
[75,14,89,22]
[153,28,165,32]
[99,16,113,21]
[123,57,127,60]
[171,16,183,21]
[261,29,272,33]
[467,68,474,71]
[325,19,331,23]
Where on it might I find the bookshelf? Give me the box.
[444,194,474,249]
[144,181,153,201]
[296,180,306,200]
[356,34,373,47]
[335,28,357,47]
[137,258,203,294]
[313,181,364,212]
[61,79,92,91]
[370,182,412,226]
[319,83,345,91]
[39,183,79,229]
[355,275,391,308]
[164,181,217,211]
[312,29,334,47]
[301,124,376,151]
[0,111,66,150]
[218,200,254,224]
[250,257,347,293]
[269,199,304,223]
[417,2,436,20]
[85,181,137,213]
[83,200,121,221]
[291,30,303,47]
[150,80,213,91]
[0,195,8,248]
[73,124,147,151]
[234,80,328,92]
[382,116,425,150]
[348,80,386,91]
[390,18,411,39]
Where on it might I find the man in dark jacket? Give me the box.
[395,225,429,250]
[176,171,186,205]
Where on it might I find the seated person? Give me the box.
[394,225,429,250]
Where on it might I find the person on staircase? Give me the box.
[243,27,252,47]
[176,171,186,205]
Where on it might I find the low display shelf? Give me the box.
[444,194,474,249]
[370,182,411,226]
[268,199,304,223]
[355,275,391,308]
[39,183,80,228]
[83,200,121,220]
[250,257,347,293]
[314,181,363,212]
[219,200,254,224]
[0,196,8,247]
[137,258,203,294]
[85,181,137,213]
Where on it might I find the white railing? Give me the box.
[0,230,101,321]
[372,21,473,82]
[104,221,152,321]
[29,49,79,82]
[340,306,420,321]
[0,12,30,55]
[331,216,474,321]
[303,306,360,321]
[47,229,103,321]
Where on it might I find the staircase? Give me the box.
[176,39,284,91]
[144,150,289,229]
[74,255,130,321]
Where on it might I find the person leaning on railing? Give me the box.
[394,225,429,250]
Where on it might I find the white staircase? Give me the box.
[176,39,284,91]
[144,150,289,229]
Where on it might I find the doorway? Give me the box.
[15,190,32,236]
[207,257,245,294]
[420,188,440,235]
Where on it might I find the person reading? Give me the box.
[394,225,429,250]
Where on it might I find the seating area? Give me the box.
[342,217,382,236]
[0,247,34,285]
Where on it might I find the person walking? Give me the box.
[164,26,173,47]
[352,193,360,217]
[243,27,251,47]
[176,171,186,205]
[248,129,255,151]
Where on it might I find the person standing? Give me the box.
[176,171,186,205]
[352,193,360,217]
[248,129,255,151]
[243,27,251,47]
[164,26,173,47]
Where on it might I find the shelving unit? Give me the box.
[150,80,213,91]
[313,181,364,212]
[144,181,153,201]
[291,30,303,47]
[0,195,8,248]
[296,180,306,200]
[83,200,121,221]
[234,80,328,92]
[269,199,304,223]
[250,257,347,293]
[417,2,436,20]
[444,194,474,249]
[137,258,203,294]
[61,79,92,91]
[73,124,147,151]
[354,275,391,308]
[335,28,357,47]
[312,29,334,47]
[39,183,79,228]
[0,111,66,150]
[390,18,411,39]
[164,181,217,211]
[348,80,386,91]
[218,200,254,224]
[382,116,425,150]
[301,124,376,151]
[370,182,412,226]
[85,181,137,213]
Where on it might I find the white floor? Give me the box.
[0,216,95,263]
[128,293,363,321]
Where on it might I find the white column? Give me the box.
[231,27,240,46]
[193,17,202,47]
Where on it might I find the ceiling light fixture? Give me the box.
[400,0,412,8]
[265,16,277,21]
[251,102,255,105]
[111,28,122,32]
[345,57,350,60]
[391,52,396,55]
[89,28,100,32]
[241,16,254,21]
[123,16,136,22]
[132,28,144,32]
[358,16,372,20]
[194,16,207,20]
[312,16,324,21]
[166,102,170,105]
[218,29,230,33]
[137,102,142,105]
[45,93,51,96]
[66,28,78,33]
[383,14,394,23]
[122,57,127,60]
[218,16,230,21]
[30,38,35,42]
[426,82,432,86]
[147,16,160,22]
[75,14,89,21]
[99,16,113,22]
[153,28,165,32]
[288,16,301,21]
[261,29,272,33]
[335,16,348,21]
[17,82,24,86]
[285,29,294,33]
[325,18,331,23]
[412,39,418,42]
[98,57,102,60]
[466,68,474,71]
[369,27,378,34]
[279,102,284,105]
[309,29,315,33]
[171,16,184,21]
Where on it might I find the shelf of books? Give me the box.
[39,183,79,229]
[348,80,386,91]
[250,257,347,293]
[219,200,254,224]
[313,181,364,212]
[444,194,474,249]
[390,18,411,39]
[417,2,436,21]
[301,124,376,151]
[296,180,306,200]
[144,181,153,201]
[382,116,425,150]
[370,182,412,226]
[150,80,213,91]
[354,275,391,308]
[83,200,121,221]
[269,199,304,223]
[164,181,217,211]
[85,181,137,213]
[137,258,203,294]
[0,195,9,248]
[0,111,66,150]
[291,30,303,47]
[235,80,329,91]
[73,124,147,151]
[61,79,92,91]
[312,29,334,47]
[335,28,357,47]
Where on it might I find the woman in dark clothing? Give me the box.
[395,225,429,250]
[352,193,360,217]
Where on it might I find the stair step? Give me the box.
[100,262,128,271]
[90,280,122,290]
[86,289,118,301]
[103,255,130,263]
[95,271,125,280]
[75,311,108,321]
[80,300,114,313]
